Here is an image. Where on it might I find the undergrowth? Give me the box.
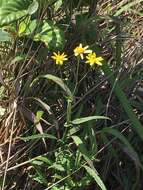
[0,0,143,190]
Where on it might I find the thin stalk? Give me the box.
[2,100,17,190]
[66,98,72,125]
[62,98,72,141]
[73,57,80,95]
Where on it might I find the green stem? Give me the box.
[62,97,72,141]
[66,98,72,126]
[73,57,80,95]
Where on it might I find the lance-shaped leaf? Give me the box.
[71,116,110,125]
[31,74,72,98]
[84,165,107,190]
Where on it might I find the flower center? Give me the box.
[57,55,63,61]
[76,47,85,54]
[90,55,96,61]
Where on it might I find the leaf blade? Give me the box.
[84,165,107,190]
[71,116,110,125]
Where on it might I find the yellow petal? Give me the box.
[96,57,103,61]
[80,54,84,59]
[84,45,89,50]
[85,60,90,63]
[62,52,66,56]
[90,62,95,66]
[63,55,67,58]
[53,52,57,56]
[96,62,102,66]
[85,49,92,54]
[51,55,56,59]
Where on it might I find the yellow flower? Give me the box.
[74,43,92,59]
[51,51,68,65]
[86,52,103,67]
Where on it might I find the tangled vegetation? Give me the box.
[0,0,143,189]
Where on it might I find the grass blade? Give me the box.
[18,134,57,141]
[84,165,107,190]
[31,74,72,98]
[102,63,143,141]
[71,116,110,125]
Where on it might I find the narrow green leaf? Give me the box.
[33,166,48,185]
[50,164,65,172]
[71,116,110,125]
[102,127,142,169]
[45,74,71,96]
[88,127,98,155]
[35,156,53,165]
[36,110,44,122]
[71,135,95,169]
[18,134,57,141]
[32,97,52,114]
[102,63,143,141]
[72,135,89,157]
[84,165,107,190]
[31,160,44,166]
[67,125,81,137]
[31,74,72,98]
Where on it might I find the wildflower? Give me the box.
[86,52,103,67]
[51,51,68,65]
[74,43,92,59]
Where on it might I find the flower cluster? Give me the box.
[51,51,67,65]
[51,43,103,67]
[74,43,92,60]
